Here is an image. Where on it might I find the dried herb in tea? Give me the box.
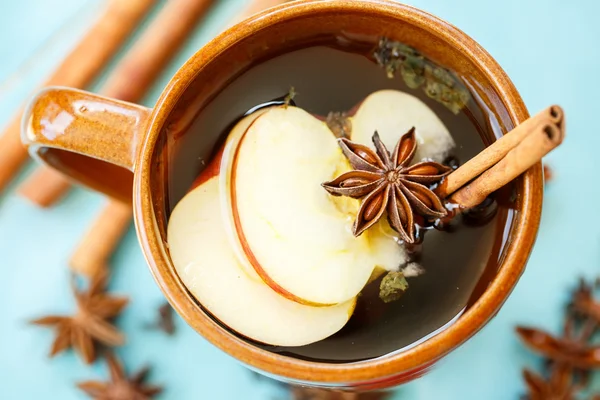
[284,86,297,108]
[374,38,470,114]
[379,271,408,303]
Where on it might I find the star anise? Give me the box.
[522,363,581,400]
[517,278,600,400]
[570,278,600,323]
[518,322,595,400]
[31,270,128,364]
[78,352,162,400]
[145,302,176,336]
[322,128,451,242]
[516,325,600,370]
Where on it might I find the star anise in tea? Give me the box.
[78,352,162,400]
[31,270,128,364]
[322,128,451,243]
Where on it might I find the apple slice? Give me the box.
[230,106,406,306]
[350,90,455,162]
[167,177,356,346]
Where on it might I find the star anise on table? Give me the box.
[570,278,600,323]
[522,363,584,400]
[78,352,162,400]
[516,324,600,370]
[31,270,128,364]
[145,302,176,336]
[517,278,600,400]
[322,128,451,242]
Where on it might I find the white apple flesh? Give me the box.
[167,177,356,346]
[350,90,455,163]
[230,106,406,306]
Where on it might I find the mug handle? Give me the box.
[21,87,152,203]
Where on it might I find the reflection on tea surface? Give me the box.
[163,43,513,362]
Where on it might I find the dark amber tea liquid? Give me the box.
[160,44,514,362]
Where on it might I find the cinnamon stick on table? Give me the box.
[19,0,217,207]
[0,0,156,195]
[70,200,132,278]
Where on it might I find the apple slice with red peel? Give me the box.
[167,177,356,346]
[218,108,273,279]
[230,106,406,306]
[350,90,455,163]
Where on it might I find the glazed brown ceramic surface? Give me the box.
[22,87,150,202]
[21,0,542,389]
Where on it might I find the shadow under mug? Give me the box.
[21,0,542,391]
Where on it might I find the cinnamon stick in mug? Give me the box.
[0,0,156,196]
[449,117,565,208]
[19,0,217,207]
[436,105,564,199]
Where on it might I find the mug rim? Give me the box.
[134,0,542,384]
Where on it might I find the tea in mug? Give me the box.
[164,38,513,362]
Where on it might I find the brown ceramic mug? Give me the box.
[21,0,541,392]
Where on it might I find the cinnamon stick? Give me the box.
[436,105,564,199]
[19,0,217,207]
[449,116,565,208]
[0,0,156,195]
[70,200,132,277]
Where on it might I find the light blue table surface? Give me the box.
[1,0,598,398]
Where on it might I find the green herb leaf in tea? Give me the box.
[379,271,409,303]
[374,38,470,114]
[284,86,297,108]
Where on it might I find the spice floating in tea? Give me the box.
[374,37,470,114]
[284,86,297,108]
[31,270,128,364]
[322,128,451,242]
[379,271,409,303]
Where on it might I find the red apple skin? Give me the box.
[229,118,335,308]
[187,109,338,307]
[190,145,225,191]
